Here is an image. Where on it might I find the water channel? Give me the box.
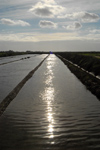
[0,54,47,101]
[0,54,100,150]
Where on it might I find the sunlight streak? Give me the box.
[40,55,56,141]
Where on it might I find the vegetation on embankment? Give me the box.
[56,53,100,100]
[0,50,26,57]
[57,53,100,99]
[56,52,100,76]
[0,50,50,57]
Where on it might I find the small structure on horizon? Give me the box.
[50,51,53,54]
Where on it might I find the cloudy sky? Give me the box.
[0,0,100,51]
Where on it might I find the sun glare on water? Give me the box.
[41,55,56,142]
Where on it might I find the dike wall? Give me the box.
[57,52,100,76]
[56,53,100,100]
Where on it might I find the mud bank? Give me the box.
[56,52,100,76]
[0,56,31,66]
[0,55,49,116]
[57,55,100,100]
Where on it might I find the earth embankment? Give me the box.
[56,52,100,99]
[56,52,100,76]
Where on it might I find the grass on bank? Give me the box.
[56,52,100,76]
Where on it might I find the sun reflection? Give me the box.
[46,56,56,139]
[48,124,53,132]
[48,112,54,123]
[45,76,53,86]
[46,87,55,139]
[40,55,56,141]
[48,106,52,112]
[43,87,54,101]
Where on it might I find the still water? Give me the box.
[0,54,100,150]
[0,54,47,101]
[0,54,37,64]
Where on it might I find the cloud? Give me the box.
[64,22,82,30]
[89,29,100,33]
[41,0,56,4]
[1,31,100,43]
[73,12,100,23]
[59,0,100,13]
[0,32,79,42]
[58,12,100,23]
[39,20,57,28]
[29,1,65,18]
[1,18,30,26]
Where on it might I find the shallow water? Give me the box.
[0,54,37,64]
[0,54,100,150]
[0,54,47,101]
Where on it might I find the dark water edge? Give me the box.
[57,54,100,100]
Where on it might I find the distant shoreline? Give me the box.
[0,50,50,57]
[1,50,100,58]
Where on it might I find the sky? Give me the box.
[0,0,100,52]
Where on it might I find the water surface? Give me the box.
[0,55,100,150]
[0,54,47,101]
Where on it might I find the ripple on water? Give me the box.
[0,55,100,149]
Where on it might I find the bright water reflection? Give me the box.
[40,56,55,141]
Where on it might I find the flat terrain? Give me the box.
[0,54,100,150]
